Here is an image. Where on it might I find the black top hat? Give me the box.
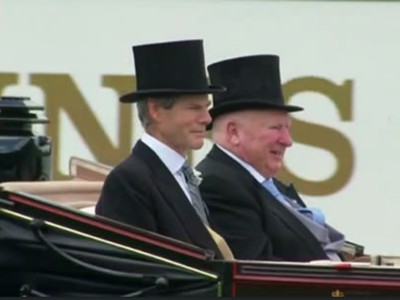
[120,40,225,103]
[207,55,303,122]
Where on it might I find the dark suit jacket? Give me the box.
[197,145,328,262]
[96,140,222,259]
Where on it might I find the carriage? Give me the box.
[1,96,400,297]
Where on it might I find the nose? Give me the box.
[279,128,293,147]
[201,109,212,125]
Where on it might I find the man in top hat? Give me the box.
[197,55,362,262]
[95,40,230,259]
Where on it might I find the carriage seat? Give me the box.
[0,180,103,209]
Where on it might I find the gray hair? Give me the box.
[136,96,177,129]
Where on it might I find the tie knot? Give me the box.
[261,178,274,191]
[181,161,198,184]
[181,160,195,182]
[181,160,192,173]
[262,178,287,203]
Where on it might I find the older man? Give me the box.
[197,55,356,262]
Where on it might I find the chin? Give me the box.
[190,141,204,150]
[268,165,282,176]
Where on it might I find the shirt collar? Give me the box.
[141,132,186,174]
[216,144,266,184]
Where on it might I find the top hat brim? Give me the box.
[120,85,226,103]
[207,98,303,130]
[0,99,45,110]
[0,117,49,124]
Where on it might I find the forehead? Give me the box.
[241,109,291,122]
[176,94,209,102]
[175,95,211,107]
[172,95,211,108]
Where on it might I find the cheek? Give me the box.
[253,137,273,161]
[178,114,196,128]
[249,133,270,149]
[174,116,190,129]
[243,140,264,160]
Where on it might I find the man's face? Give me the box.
[233,109,292,178]
[150,95,211,155]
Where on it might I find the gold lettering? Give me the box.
[102,74,136,156]
[0,73,18,94]
[30,74,135,179]
[279,77,354,196]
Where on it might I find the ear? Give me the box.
[147,98,162,122]
[227,121,240,146]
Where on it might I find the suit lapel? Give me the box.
[208,145,325,256]
[133,141,219,252]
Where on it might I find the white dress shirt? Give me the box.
[216,144,266,183]
[141,133,192,203]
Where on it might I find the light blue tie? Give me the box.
[262,179,288,204]
[262,179,325,225]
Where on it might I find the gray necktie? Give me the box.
[181,161,209,226]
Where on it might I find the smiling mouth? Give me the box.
[191,132,206,139]
[271,150,284,158]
